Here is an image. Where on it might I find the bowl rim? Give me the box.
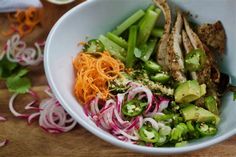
[46,0,76,5]
[44,0,236,154]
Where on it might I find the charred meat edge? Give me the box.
[196,21,226,55]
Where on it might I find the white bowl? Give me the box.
[44,0,236,154]
[46,0,75,5]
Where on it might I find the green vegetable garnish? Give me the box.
[181,104,220,124]
[0,57,31,94]
[99,35,126,62]
[154,135,167,147]
[6,69,31,94]
[150,73,170,84]
[153,114,174,122]
[139,126,160,143]
[137,9,160,45]
[0,56,18,79]
[205,96,219,115]
[151,27,164,38]
[106,32,128,49]
[143,60,162,73]
[185,49,206,72]
[83,39,104,53]
[112,9,145,36]
[186,121,195,132]
[175,141,188,147]
[140,39,157,61]
[122,99,146,117]
[196,123,217,136]
[170,123,188,141]
[126,25,138,68]
[175,80,206,103]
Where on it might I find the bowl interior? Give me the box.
[44,0,236,154]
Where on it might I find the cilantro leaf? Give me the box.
[0,56,18,79]
[6,68,31,94]
[15,69,29,78]
[6,77,31,94]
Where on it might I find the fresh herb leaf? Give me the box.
[15,69,29,78]
[0,56,18,79]
[6,68,31,94]
[7,77,31,94]
[134,48,142,58]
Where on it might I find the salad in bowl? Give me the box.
[44,0,236,154]
[72,0,233,147]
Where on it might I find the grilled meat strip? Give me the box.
[167,11,186,82]
[153,0,172,70]
[196,21,226,55]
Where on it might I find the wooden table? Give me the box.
[0,1,235,156]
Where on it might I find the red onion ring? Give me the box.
[9,93,32,118]
[0,116,7,121]
[0,140,8,148]
[145,96,160,117]
[85,82,171,143]
[143,118,165,131]
[9,88,77,134]
[2,34,44,66]
[158,100,170,113]
[116,93,125,114]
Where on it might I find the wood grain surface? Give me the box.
[0,1,235,157]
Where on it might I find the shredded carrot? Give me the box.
[73,51,124,104]
[2,7,43,37]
